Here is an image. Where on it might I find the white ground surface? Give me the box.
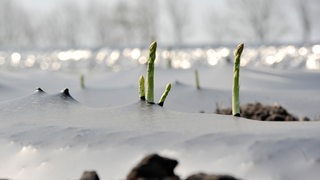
[0,64,320,180]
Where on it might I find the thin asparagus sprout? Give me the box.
[195,69,200,90]
[158,83,171,107]
[80,74,85,89]
[146,41,157,104]
[232,43,244,117]
[139,75,145,101]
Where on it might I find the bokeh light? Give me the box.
[1,45,320,72]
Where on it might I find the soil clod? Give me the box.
[125,154,240,180]
[80,170,100,180]
[186,172,239,180]
[216,102,305,121]
[127,154,179,180]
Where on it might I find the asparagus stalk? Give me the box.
[139,75,145,101]
[80,74,85,89]
[195,69,200,90]
[158,83,171,107]
[232,43,244,117]
[146,41,157,104]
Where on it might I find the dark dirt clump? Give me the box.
[216,102,309,121]
[82,154,240,180]
[80,170,100,180]
[127,153,180,180]
[186,172,239,180]
[126,154,240,180]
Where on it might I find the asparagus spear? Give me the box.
[146,41,157,104]
[139,75,145,100]
[232,43,244,117]
[158,83,171,107]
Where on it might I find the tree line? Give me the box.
[0,0,319,49]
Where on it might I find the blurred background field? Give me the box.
[1,0,320,48]
[1,0,320,72]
